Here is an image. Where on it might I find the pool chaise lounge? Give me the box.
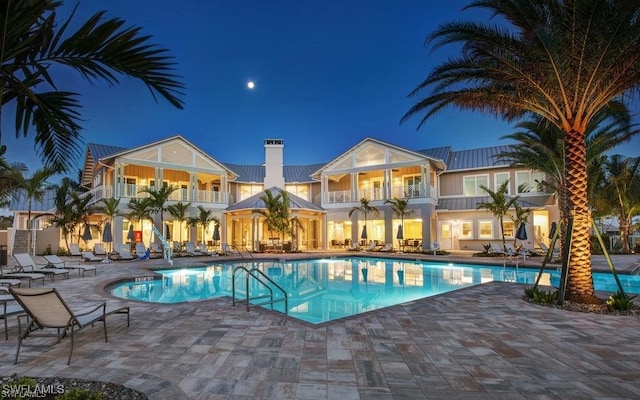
[43,255,98,277]
[14,253,70,281]
[9,287,130,365]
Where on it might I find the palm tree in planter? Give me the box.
[127,197,153,247]
[476,180,518,252]
[98,198,120,256]
[349,198,380,247]
[167,201,192,248]
[402,0,640,304]
[139,185,177,236]
[384,197,414,251]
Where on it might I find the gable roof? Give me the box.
[225,187,324,212]
[81,143,128,186]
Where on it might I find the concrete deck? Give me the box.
[1,251,639,399]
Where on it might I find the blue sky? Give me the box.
[3,0,639,172]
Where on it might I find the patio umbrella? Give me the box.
[213,224,220,241]
[127,224,134,242]
[396,225,404,240]
[102,222,113,256]
[548,222,557,239]
[165,223,171,240]
[361,225,367,240]
[515,222,527,241]
[82,224,93,243]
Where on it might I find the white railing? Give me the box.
[151,224,173,265]
[324,190,352,204]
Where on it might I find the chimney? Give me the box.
[264,139,284,189]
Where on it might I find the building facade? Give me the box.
[9,135,559,255]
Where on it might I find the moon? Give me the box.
[247,81,255,89]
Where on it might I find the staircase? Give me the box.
[12,230,30,255]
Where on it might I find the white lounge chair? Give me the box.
[504,243,527,261]
[429,241,441,255]
[115,244,135,260]
[14,253,70,281]
[0,265,45,288]
[221,243,241,256]
[490,243,506,255]
[0,292,25,340]
[10,287,130,364]
[364,241,378,252]
[68,243,82,257]
[378,243,393,252]
[43,255,97,277]
[135,243,149,259]
[538,242,560,260]
[0,279,22,288]
[94,243,107,256]
[81,252,103,262]
[185,242,203,256]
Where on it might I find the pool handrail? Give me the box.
[231,265,288,314]
[151,225,173,265]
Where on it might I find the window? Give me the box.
[460,221,473,239]
[94,171,103,187]
[502,221,515,238]
[240,184,263,201]
[404,175,421,197]
[285,184,309,201]
[479,220,493,239]
[494,173,509,193]
[463,175,489,196]
[516,170,544,194]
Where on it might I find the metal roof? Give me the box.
[415,146,452,164]
[87,143,128,160]
[9,189,57,212]
[226,187,324,212]
[444,145,512,171]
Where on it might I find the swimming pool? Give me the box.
[109,257,640,324]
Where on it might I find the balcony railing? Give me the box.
[82,184,227,205]
[323,184,431,204]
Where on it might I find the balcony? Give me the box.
[323,184,430,205]
[82,184,228,205]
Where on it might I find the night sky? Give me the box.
[3,0,639,173]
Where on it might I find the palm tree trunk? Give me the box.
[564,129,599,304]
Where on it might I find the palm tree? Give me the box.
[139,186,177,234]
[167,201,191,246]
[11,166,59,253]
[127,197,153,244]
[402,0,640,304]
[0,0,185,171]
[384,197,414,249]
[188,205,218,246]
[498,107,637,253]
[595,155,640,253]
[254,189,285,251]
[348,198,380,245]
[98,197,120,254]
[476,181,518,251]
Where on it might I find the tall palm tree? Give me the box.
[0,0,185,171]
[188,205,218,246]
[98,197,120,254]
[595,155,640,253]
[498,107,638,253]
[11,166,59,253]
[384,197,414,248]
[254,189,285,250]
[476,181,519,251]
[402,0,640,304]
[167,201,191,245]
[348,198,380,244]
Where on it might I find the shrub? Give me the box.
[524,286,558,304]
[606,291,636,312]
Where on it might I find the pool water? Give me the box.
[109,257,640,324]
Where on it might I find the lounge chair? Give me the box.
[346,243,360,251]
[14,253,69,281]
[504,243,527,261]
[43,255,97,277]
[81,252,103,262]
[185,242,203,256]
[0,292,25,340]
[489,243,506,255]
[538,242,560,260]
[94,243,107,256]
[115,244,135,260]
[9,287,130,364]
[364,241,379,252]
[68,243,82,257]
[198,243,212,255]
[221,243,241,256]
[135,243,150,260]
[0,279,22,288]
[0,265,45,288]
[378,243,393,252]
